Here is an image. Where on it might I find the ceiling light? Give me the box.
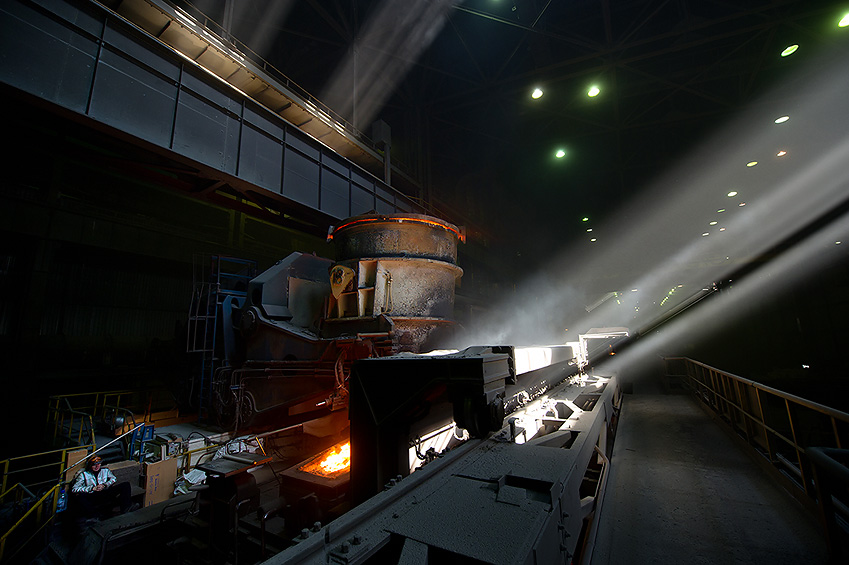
[582,217,589,222]
[775,115,790,124]
[590,238,597,242]
[738,202,747,207]
[746,161,758,167]
[587,85,600,97]
[532,88,543,99]
[727,191,738,197]
[777,150,787,157]
[717,208,726,213]
[837,241,843,245]
[555,149,566,158]
[709,221,718,225]
[781,45,799,57]
[839,13,849,27]
[586,228,593,232]
[719,227,726,231]
[702,232,710,237]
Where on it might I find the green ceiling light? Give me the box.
[746,161,758,167]
[775,115,790,124]
[727,191,738,197]
[581,217,589,222]
[555,149,566,158]
[839,13,849,27]
[587,85,601,97]
[781,44,799,57]
[717,208,726,213]
[532,88,544,99]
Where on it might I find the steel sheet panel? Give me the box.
[173,89,239,173]
[351,184,375,216]
[103,21,178,82]
[282,147,319,207]
[320,170,350,219]
[286,132,320,161]
[376,187,395,214]
[181,71,240,115]
[32,0,101,34]
[0,1,97,112]
[375,196,394,214]
[89,47,176,146]
[352,170,374,192]
[322,152,349,176]
[238,124,282,192]
[244,104,284,141]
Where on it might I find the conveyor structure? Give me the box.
[267,365,620,565]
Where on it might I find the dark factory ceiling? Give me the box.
[169,0,848,268]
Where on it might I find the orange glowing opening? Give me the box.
[300,441,351,478]
[328,217,466,243]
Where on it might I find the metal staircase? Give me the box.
[187,255,256,420]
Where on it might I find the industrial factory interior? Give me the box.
[2,0,849,563]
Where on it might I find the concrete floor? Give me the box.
[592,389,827,565]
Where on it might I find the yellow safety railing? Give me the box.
[663,357,849,509]
[46,389,134,442]
[46,396,95,448]
[1,446,90,502]
[664,358,849,490]
[0,482,60,562]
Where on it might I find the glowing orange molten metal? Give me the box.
[300,442,350,478]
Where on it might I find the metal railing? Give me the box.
[46,396,95,449]
[664,357,849,560]
[156,0,420,182]
[46,389,167,447]
[0,484,60,562]
[0,445,91,562]
[0,447,90,502]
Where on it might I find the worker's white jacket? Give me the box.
[72,467,117,494]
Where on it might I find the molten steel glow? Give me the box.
[328,216,465,243]
[300,442,351,478]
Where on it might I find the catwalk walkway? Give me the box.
[592,387,827,564]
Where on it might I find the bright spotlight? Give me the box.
[747,161,758,167]
[727,191,738,197]
[590,238,597,242]
[709,221,718,225]
[555,149,566,158]
[717,208,726,213]
[777,150,787,157]
[532,88,544,99]
[582,217,589,222]
[775,115,790,124]
[587,85,601,97]
[839,13,849,27]
[781,44,799,57]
